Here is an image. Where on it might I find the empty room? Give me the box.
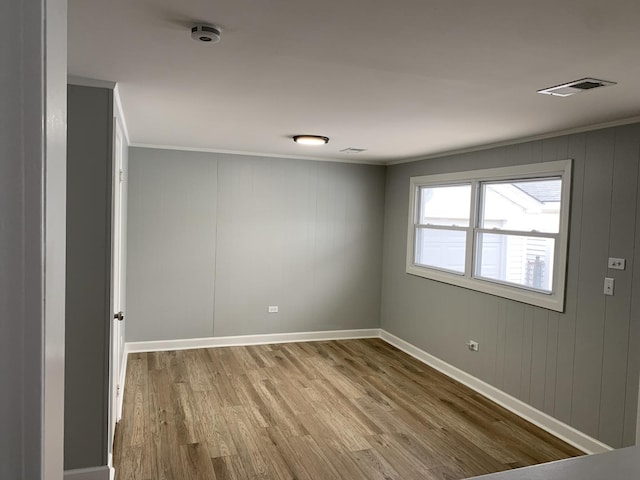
[29,0,640,479]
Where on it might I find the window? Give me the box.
[406,160,572,311]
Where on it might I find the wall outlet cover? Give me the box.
[608,257,626,270]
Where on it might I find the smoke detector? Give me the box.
[191,25,222,43]
[537,78,616,97]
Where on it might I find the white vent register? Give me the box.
[537,78,616,97]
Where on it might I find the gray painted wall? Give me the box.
[126,148,386,341]
[127,148,217,341]
[1,0,67,478]
[0,2,35,474]
[65,85,113,469]
[381,124,640,449]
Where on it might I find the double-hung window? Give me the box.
[406,160,572,311]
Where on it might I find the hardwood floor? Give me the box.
[114,339,582,480]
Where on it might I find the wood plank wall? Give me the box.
[381,123,640,448]
[126,148,386,341]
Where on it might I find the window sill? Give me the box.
[406,263,565,312]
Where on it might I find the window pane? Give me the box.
[415,228,466,273]
[480,178,561,233]
[419,184,471,227]
[475,233,555,292]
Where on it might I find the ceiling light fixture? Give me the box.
[293,135,329,146]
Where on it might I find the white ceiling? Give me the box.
[68,0,640,164]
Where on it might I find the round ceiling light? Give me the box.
[293,135,329,146]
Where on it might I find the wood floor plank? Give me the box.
[222,406,272,479]
[266,427,316,480]
[348,447,401,480]
[179,443,218,480]
[192,390,238,458]
[114,339,582,480]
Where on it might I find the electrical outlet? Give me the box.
[608,257,626,270]
[268,306,279,313]
[467,340,479,352]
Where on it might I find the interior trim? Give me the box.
[63,465,112,480]
[123,327,613,455]
[67,75,116,90]
[126,328,381,353]
[388,115,640,166]
[379,329,613,455]
[129,143,386,166]
[117,342,129,422]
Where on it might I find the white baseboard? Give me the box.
[126,328,381,353]
[379,329,613,455]
[122,327,612,455]
[64,465,112,480]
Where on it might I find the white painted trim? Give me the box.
[45,0,68,478]
[123,327,611,454]
[117,342,129,421]
[129,143,386,166]
[406,160,572,312]
[106,453,116,479]
[113,85,131,146]
[121,117,640,168]
[388,115,640,166]
[636,372,640,445]
[126,329,381,353]
[67,75,116,90]
[64,466,111,480]
[379,330,613,455]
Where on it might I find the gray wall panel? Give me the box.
[529,308,549,411]
[495,302,508,391]
[544,311,560,416]
[65,85,113,469]
[126,148,217,341]
[553,133,586,424]
[214,157,386,336]
[624,125,640,445]
[126,149,386,341]
[570,129,615,438]
[381,124,640,448]
[0,0,64,476]
[503,302,525,398]
[598,125,637,446]
[521,306,535,403]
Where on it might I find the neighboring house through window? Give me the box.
[406,160,572,311]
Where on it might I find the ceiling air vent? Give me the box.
[339,147,367,154]
[537,78,616,97]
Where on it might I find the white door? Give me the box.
[109,115,126,461]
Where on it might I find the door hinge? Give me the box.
[117,385,121,397]
[119,169,124,183]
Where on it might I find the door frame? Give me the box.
[108,112,126,467]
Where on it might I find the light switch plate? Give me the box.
[608,257,626,270]
[268,306,279,313]
[604,277,615,296]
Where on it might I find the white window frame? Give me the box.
[406,159,572,312]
